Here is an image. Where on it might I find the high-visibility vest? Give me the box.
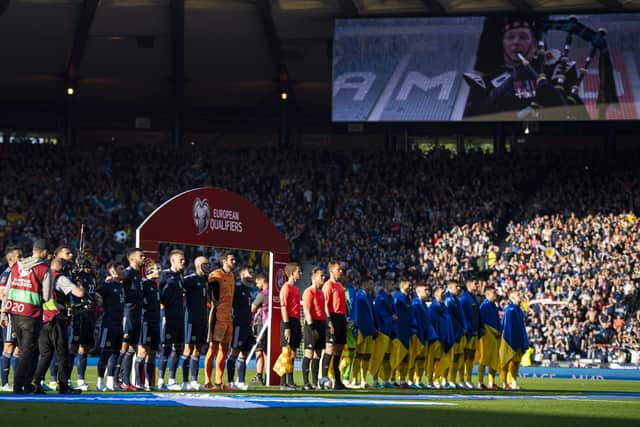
[5,261,48,318]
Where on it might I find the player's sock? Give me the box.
[332,353,342,385]
[302,357,311,385]
[311,358,319,385]
[1,352,11,385]
[115,351,126,382]
[77,353,88,382]
[215,344,229,385]
[190,356,199,383]
[237,357,246,384]
[11,354,20,386]
[500,365,508,387]
[134,356,144,386]
[448,358,457,383]
[106,352,118,379]
[226,354,237,384]
[169,349,181,382]
[350,358,360,384]
[144,358,155,387]
[509,360,520,385]
[456,355,465,383]
[286,373,294,387]
[181,355,190,385]
[381,358,391,382]
[464,358,473,383]
[322,353,331,378]
[122,351,134,385]
[478,364,485,385]
[158,345,171,382]
[68,352,77,380]
[488,369,496,386]
[399,362,408,383]
[341,348,354,382]
[204,344,217,384]
[98,352,109,380]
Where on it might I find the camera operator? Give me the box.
[42,245,75,391]
[32,253,85,394]
[0,239,49,394]
[69,259,98,391]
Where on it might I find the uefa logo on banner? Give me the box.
[192,197,211,235]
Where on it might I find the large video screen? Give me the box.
[332,14,640,122]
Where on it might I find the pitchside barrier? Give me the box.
[136,187,289,386]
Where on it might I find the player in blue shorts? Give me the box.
[227,266,255,390]
[117,248,145,391]
[181,256,210,390]
[95,261,125,391]
[135,259,162,390]
[158,249,186,391]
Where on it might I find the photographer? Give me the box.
[0,246,23,391]
[0,239,49,394]
[32,254,85,394]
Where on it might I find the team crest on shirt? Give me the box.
[193,198,211,235]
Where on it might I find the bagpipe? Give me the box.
[465,15,619,120]
[539,15,618,118]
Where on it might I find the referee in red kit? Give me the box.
[320,261,347,390]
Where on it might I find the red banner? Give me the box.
[135,187,289,386]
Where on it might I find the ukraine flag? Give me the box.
[499,303,529,369]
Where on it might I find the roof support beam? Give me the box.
[338,0,359,17]
[65,0,99,83]
[421,0,446,15]
[256,0,288,81]
[596,0,625,10]
[508,0,534,14]
[170,0,185,94]
[170,0,185,146]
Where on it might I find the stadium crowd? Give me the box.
[0,142,639,375]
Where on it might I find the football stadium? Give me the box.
[0,1,640,426]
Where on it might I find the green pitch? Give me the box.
[1,369,639,427]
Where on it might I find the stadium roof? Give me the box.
[0,0,639,116]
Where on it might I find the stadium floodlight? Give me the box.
[66,87,75,96]
[524,124,530,135]
[280,91,288,101]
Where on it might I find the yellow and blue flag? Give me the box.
[499,303,529,368]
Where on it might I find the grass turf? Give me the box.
[0,398,639,427]
[2,367,639,426]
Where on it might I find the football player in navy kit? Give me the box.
[135,259,162,390]
[158,249,186,391]
[95,261,125,391]
[181,256,210,390]
[227,267,255,390]
[117,248,145,391]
